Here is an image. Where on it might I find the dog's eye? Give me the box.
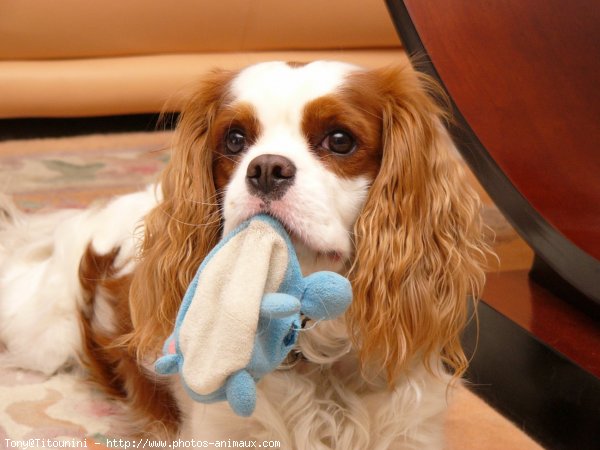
[225,129,247,154]
[321,130,356,155]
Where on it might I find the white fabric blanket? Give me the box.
[179,220,289,395]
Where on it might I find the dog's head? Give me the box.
[219,62,380,275]
[130,61,488,383]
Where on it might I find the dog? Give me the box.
[0,60,489,449]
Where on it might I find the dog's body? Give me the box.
[0,61,488,449]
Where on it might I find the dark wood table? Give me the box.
[386,0,600,308]
[385,1,600,448]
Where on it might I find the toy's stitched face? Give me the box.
[212,61,383,274]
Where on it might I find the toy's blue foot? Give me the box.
[225,370,257,417]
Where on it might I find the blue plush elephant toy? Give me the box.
[154,214,352,417]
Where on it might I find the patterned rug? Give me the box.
[0,132,173,448]
[0,131,539,449]
[0,131,172,212]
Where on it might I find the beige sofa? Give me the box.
[0,0,404,118]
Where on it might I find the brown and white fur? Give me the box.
[0,61,489,449]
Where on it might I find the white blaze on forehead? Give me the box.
[230,61,361,127]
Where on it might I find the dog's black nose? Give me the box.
[246,154,296,199]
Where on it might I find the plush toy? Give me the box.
[154,214,352,417]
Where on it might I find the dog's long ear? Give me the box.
[347,66,490,384]
[127,69,235,360]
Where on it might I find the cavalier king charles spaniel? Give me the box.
[0,61,489,448]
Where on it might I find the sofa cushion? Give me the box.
[0,0,400,60]
[0,50,406,118]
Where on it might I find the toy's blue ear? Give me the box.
[260,293,301,319]
[225,370,257,417]
[302,272,352,320]
[155,354,181,375]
